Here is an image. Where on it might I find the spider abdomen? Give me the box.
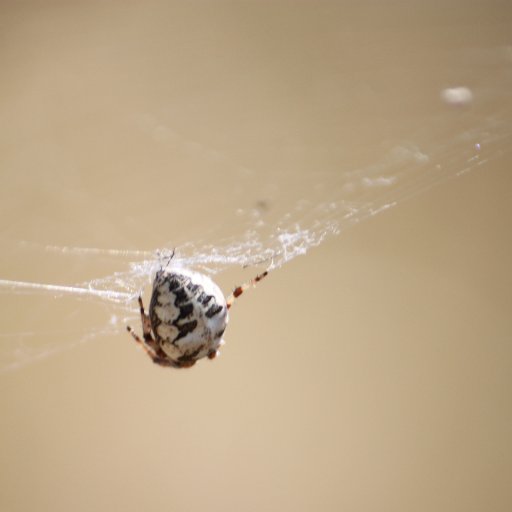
[149,269,228,364]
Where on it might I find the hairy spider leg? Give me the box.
[126,324,181,367]
[226,270,269,310]
[136,296,154,344]
[127,296,169,366]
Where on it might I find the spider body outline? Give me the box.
[126,265,269,368]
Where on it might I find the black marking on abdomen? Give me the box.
[178,303,194,320]
[205,304,223,318]
[198,292,213,306]
[186,282,200,294]
[155,271,182,291]
[167,277,181,291]
[173,287,189,305]
[174,320,198,341]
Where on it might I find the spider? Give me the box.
[126,263,269,368]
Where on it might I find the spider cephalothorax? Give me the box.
[126,266,268,368]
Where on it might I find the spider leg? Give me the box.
[137,296,154,344]
[126,325,177,368]
[226,269,269,310]
[126,325,157,357]
[127,295,176,367]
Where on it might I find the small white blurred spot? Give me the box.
[362,176,397,187]
[440,86,473,106]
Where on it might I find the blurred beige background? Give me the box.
[1,1,511,511]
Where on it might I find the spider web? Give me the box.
[1,45,511,373]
